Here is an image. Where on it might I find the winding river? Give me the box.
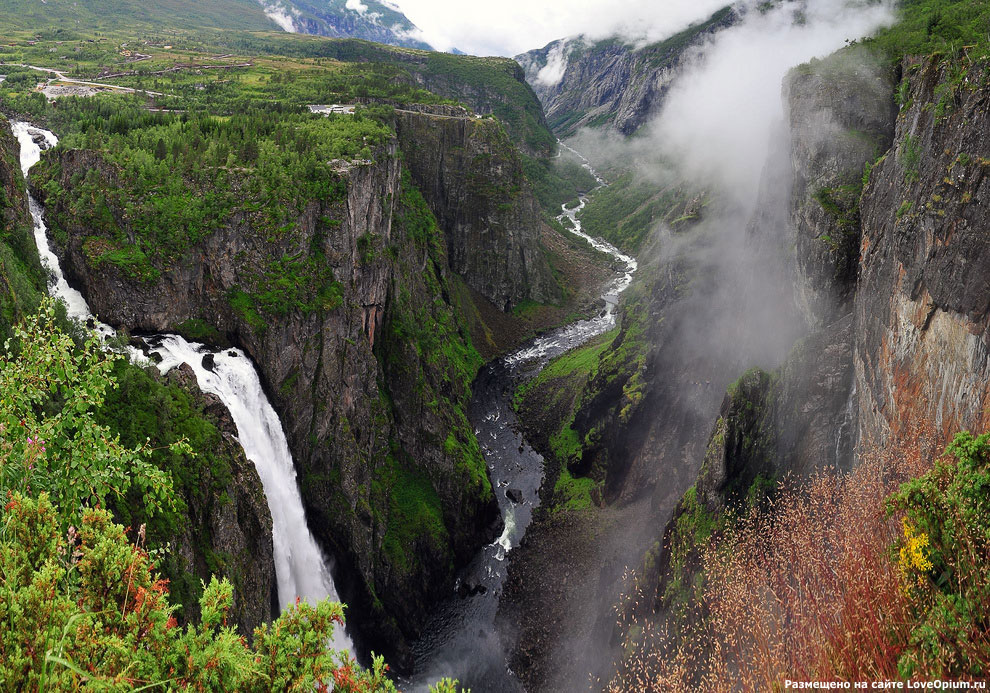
[12,121,352,653]
[406,152,635,691]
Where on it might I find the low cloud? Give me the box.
[647,0,895,209]
[260,1,299,33]
[391,0,733,56]
[345,0,371,16]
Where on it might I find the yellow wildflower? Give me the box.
[898,518,933,593]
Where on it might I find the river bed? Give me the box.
[405,154,635,691]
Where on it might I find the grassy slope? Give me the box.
[0,0,276,32]
[514,330,618,512]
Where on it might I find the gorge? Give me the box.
[0,0,988,689]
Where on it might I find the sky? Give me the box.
[388,0,733,56]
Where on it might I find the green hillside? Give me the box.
[0,0,277,32]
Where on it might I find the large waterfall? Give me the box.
[12,121,352,652]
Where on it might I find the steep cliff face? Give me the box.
[32,133,499,668]
[785,47,897,328]
[160,364,277,637]
[516,7,736,137]
[855,55,990,446]
[394,107,559,310]
[575,49,895,509]
[1,119,278,637]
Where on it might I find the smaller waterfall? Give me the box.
[12,122,114,336]
[12,120,352,652]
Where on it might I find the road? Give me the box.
[0,62,165,96]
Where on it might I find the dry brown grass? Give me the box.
[607,423,940,692]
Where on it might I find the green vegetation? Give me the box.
[373,173,490,580]
[870,0,990,58]
[29,100,387,277]
[373,460,450,577]
[662,485,720,617]
[96,358,243,611]
[0,0,276,32]
[901,133,922,183]
[0,298,465,691]
[587,289,649,426]
[514,329,617,512]
[887,431,990,678]
[520,150,598,213]
[422,52,553,156]
[0,116,46,341]
[0,302,177,523]
[577,172,698,254]
[812,183,862,253]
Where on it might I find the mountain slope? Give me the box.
[0,0,276,31]
[516,6,736,137]
[265,0,432,50]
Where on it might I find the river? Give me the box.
[13,119,631,684]
[405,152,635,691]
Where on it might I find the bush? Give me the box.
[887,432,990,678]
[606,422,990,689]
[0,300,463,691]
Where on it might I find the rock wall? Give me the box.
[516,7,736,137]
[394,107,559,310]
[855,55,990,446]
[785,47,897,328]
[1,118,277,637]
[0,117,45,335]
[32,134,500,668]
[162,364,277,637]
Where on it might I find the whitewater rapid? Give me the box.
[12,121,351,652]
[506,148,636,368]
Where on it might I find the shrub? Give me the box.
[606,422,979,691]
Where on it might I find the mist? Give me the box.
[392,0,732,56]
[540,0,896,688]
[649,0,895,209]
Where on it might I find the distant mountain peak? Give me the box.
[259,0,433,50]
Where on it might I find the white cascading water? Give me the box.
[151,336,351,652]
[12,121,352,652]
[12,122,114,337]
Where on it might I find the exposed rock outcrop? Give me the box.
[855,55,990,446]
[285,0,433,50]
[32,133,500,668]
[516,6,736,137]
[785,47,897,327]
[1,118,276,637]
[394,107,559,310]
[162,363,277,637]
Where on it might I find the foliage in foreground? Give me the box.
[0,300,462,691]
[608,425,990,690]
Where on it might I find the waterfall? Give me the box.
[149,336,351,651]
[12,121,352,652]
